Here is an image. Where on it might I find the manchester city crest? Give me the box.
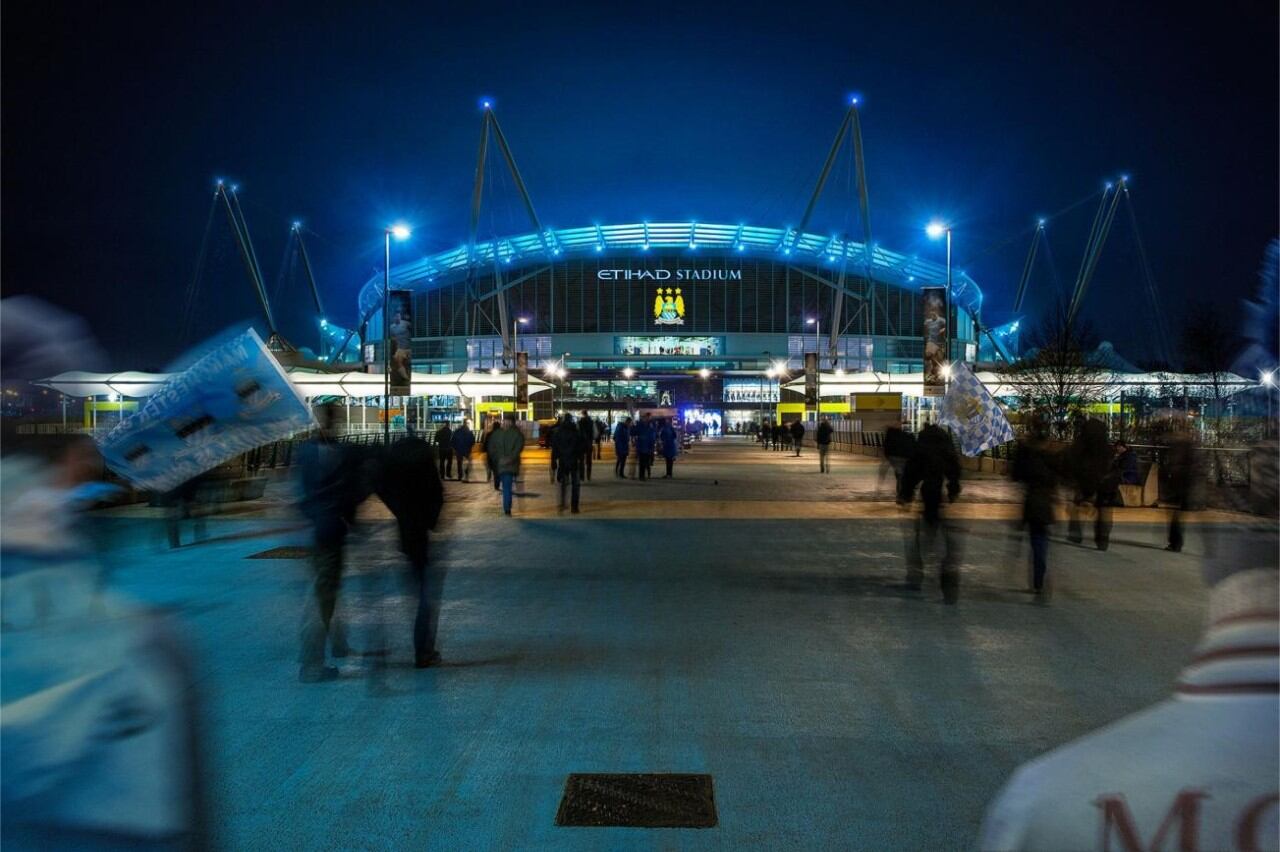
[653,287,685,326]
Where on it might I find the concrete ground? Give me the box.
[92,437,1264,850]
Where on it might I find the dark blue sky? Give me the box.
[4,1,1275,368]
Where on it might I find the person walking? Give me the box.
[546,417,560,484]
[433,421,454,481]
[1163,428,1199,552]
[613,416,631,477]
[771,421,782,451]
[898,423,963,604]
[633,413,656,480]
[790,419,806,457]
[450,418,476,482]
[1067,419,1113,550]
[488,413,525,516]
[576,410,595,482]
[378,428,446,668]
[816,416,833,473]
[883,421,915,492]
[481,418,498,490]
[296,403,364,682]
[595,418,606,460]
[658,417,679,478]
[552,413,586,513]
[1012,414,1059,599]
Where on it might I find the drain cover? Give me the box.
[246,546,311,559]
[555,773,716,828]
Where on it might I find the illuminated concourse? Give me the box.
[82,439,1267,849]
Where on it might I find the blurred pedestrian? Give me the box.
[296,403,364,682]
[378,429,446,667]
[552,413,586,513]
[816,416,834,473]
[164,471,209,549]
[1114,439,1140,485]
[898,423,963,603]
[547,417,561,484]
[790,419,805,457]
[450,418,475,482]
[633,413,656,480]
[1012,414,1059,599]
[488,413,525,516]
[576,410,595,482]
[658,417,679,478]
[771,422,782,451]
[1067,419,1114,550]
[882,421,915,492]
[595,418,607,460]
[481,418,498,489]
[1163,429,1200,552]
[613,416,631,477]
[433,421,453,481]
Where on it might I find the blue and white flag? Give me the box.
[98,328,314,492]
[936,361,1014,457]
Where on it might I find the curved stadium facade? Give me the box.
[360,222,983,425]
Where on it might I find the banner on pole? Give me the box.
[922,286,949,397]
[515,351,529,406]
[387,289,413,396]
[803,352,818,408]
[98,328,314,492]
[937,360,1014,456]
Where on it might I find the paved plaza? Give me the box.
[95,438,1257,850]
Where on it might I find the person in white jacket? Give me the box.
[978,515,1279,852]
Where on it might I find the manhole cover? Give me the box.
[246,546,311,559]
[555,773,716,828]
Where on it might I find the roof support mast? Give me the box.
[216,182,278,337]
[793,99,877,368]
[466,102,546,360]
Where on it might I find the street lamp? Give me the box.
[807,317,821,421]
[383,223,411,444]
[1264,370,1275,437]
[927,220,953,389]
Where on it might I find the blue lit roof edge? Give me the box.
[359,222,982,321]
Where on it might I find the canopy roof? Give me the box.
[782,370,1259,400]
[36,369,553,400]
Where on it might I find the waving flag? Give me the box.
[937,361,1014,456]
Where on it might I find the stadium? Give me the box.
[358,220,983,431]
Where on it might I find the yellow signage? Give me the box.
[852,393,902,412]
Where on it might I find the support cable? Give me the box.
[178,193,219,348]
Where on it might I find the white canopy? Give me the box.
[36,369,553,400]
[782,370,1259,400]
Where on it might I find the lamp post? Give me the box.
[926,221,952,395]
[807,316,821,422]
[1264,370,1275,439]
[512,316,529,419]
[383,223,411,444]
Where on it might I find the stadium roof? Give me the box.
[359,222,983,326]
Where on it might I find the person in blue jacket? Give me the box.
[450,419,476,482]
[632,414,656,480]
[613,417,631,478]
[658,418,679,478]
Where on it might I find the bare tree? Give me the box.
[999,300,1112,439]
[1180,299,1241,445]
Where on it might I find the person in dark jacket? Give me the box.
[1114,440,1140,485]
[576,410,595,482]
[546,418,560,484]
[450,419,476,482]
[632,414,656,480]
[378,429,446,667]
[658,418,679,478]
[1012,414,1059,598]
[790,419,806,457]
[771,422,782,451]
[613,417,631,477]
[595,418,607,460]
[480,419,498,489]
[898,423,963,603]
[816,417,834,473]
[296,404,364,681]
[433,422,453,481]
[883,422,916,491]
[1067,419,1113,550]
[1162,428,1199,552]
[551,413,586,512]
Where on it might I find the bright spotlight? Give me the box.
[925,221,947,239]
[835,368,846,376]
[765,367,777,378]
[490,367,500,376]
[517,316,530,324]
[1263,370,1275,387]
[806,317,816,325]
[621,367,635,378]
[389,224,411,240]
[699,368,710,379]
[941,363,953,379]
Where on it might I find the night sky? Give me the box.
[3,1,1275,370]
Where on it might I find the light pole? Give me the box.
[1264,370,1275,439]
[512,316,529,419]
[383,223,411,444]
[807,316,821,422]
